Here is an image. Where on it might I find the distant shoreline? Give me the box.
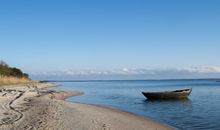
[0,82,172,130]
[41,78,220,83]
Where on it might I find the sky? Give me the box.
[1,0,220,80]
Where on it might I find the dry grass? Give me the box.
[0,76,33,86]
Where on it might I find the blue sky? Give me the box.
[1,0,220,80]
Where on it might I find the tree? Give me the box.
[0,60,8,67]
[0,60,29,79]
[23,73,29,79]
[10,67,23,77]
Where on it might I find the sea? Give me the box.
[50,79,220,130]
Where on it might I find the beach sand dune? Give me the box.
[0,83,172,130]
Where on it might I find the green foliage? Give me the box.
[0,60,29,79]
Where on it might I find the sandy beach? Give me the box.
[0,83,172,130]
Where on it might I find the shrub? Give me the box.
[0,60,29,79]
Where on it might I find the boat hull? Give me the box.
[142,88,192,100]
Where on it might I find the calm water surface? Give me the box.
[51,79,220,130]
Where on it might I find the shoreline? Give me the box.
[0,82,173,130]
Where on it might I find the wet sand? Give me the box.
[0,83,172,130]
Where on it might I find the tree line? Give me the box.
[0,60,29,79]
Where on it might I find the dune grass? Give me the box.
[0,76,35,87]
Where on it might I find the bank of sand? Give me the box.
[0,83,173,130]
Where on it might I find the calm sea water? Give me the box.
[51,79,220,130]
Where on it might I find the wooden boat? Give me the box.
[142,88,192,100]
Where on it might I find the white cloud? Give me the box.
[29,66,220,80]
[177,66,220,73]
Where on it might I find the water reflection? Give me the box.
[145,98,191,105]
[143,98,192,110]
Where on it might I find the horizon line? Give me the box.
[42,78,220,82]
